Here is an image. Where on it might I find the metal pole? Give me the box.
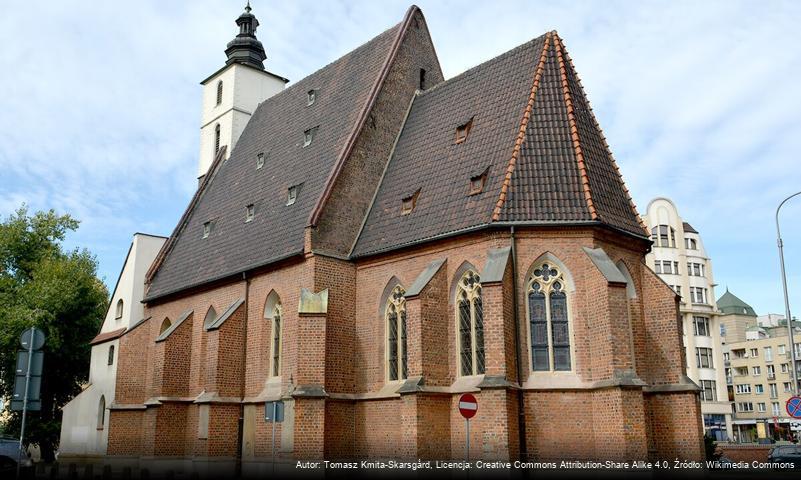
[17,327,34,479]
[466,418,470,463]
[271,402,277,474]
[776,191,801,394]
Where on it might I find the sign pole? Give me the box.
[17,327,34,479]
[271,401,277,474]
[466,418,470,463]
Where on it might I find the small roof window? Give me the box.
[245,204,255,222]
[401,189,421,216]
[256,152,265,169]
[303,127,318,147]
[287,184,302,206]
[455,117,474,144]
[307,89,317,106]
[469,168,489,195]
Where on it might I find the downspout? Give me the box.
[510,226,528,461]
[236,271,250,477]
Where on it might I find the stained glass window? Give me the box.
[456,270,484,376]
[386,285,407,381]
[528,263,572,372]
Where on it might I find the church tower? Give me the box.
[197,2,288,180]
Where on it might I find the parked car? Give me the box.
[0,435,32,473]
[767,445,801,468]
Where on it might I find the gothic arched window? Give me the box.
[216,80,223,105]
[528,263,572,371]
[268,300,282,377]
[160,317,171,335]
[97,395,106,429]
[385,285,407,381]
[456,270,484,376]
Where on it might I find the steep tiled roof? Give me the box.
[146,15,411,301]
[683,222,698,234]
[352,32,645,257]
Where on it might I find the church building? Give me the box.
[106,4,704,471]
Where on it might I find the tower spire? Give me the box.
[224,1,267,69]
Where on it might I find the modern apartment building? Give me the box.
[718,290,801,441]
[644,198,732,440]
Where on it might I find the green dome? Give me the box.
[717,289,756,316]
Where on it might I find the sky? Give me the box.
[0,0,799,316]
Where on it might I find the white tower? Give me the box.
[197,2,288,180]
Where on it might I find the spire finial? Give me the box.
[245,1,252,13]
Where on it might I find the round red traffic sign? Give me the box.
[459,393,478,419]
[787,396,801,419]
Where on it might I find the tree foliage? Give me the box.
[0,205,108,462]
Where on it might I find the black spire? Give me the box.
[224,1,267,69]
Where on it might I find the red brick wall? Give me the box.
[644,391,705,461]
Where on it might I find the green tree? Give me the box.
[0,205,108,462]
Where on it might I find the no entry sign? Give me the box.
[459,393,478,419]
[787,396,801,419]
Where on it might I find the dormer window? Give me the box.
[401,189,420,216]
[455,117,474,144]
[256,153,265,169]
[245,204,255,222]
[307,89,317,106]
[203,221,212,238]
[469,168,488,195]
[303,127,318,147]
[287,184,300,206]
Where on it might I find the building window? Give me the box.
[772,402,781,416]
[693,316,710,336]
[97,396,106,430]
[287,185,299,206]
[755,384,764,394]
[456,270,484,376]
[528,262,572,372]
[674,285,682,296]
[779,344,787,355]
[401,189,420,216]
[770,383,778,398]
[651,225,676,248]
[307,89,316,106]
[757,402,766,412]
[785,382,792,393]
[115,299,124,319]
[214,123,221,155]
[654,260,679,275]
[752,366,761,376]
[687,262,704,277]
[108,345,115,366]
[765,346,773,362]
[303,126,318,147]
[419,69,427,90]
[781,363,789,373]
[724,352,730,362]
[203,221,212,239]
[257,153,265,169]
[385,285,408,381]
[735,384,751,394]
[690,287,708,304]
[216,80,223,105]
[469,169,488,196]
[750,348,759,357]
[160,317,171,334]
[737,402,753,412]
[685,238,697,250]
[700,380,717,401]
[245,204,255,222]
[455,117,474,144]
[269,302,282,377]
[696,347,714,368]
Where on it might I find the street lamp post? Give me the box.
[776,191,801,395]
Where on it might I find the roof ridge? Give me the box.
[556,36,649,235]
[491,33,552,221]
[418,34,549,100]
[554,34,597,221]
[145,145,227,284]
[308,5,423,227]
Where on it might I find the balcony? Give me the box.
[768,373,776,380]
